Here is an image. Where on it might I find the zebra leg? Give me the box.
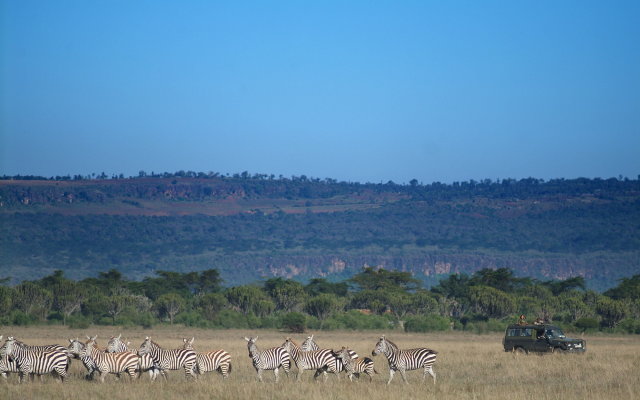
[257,368,263,382]
[424,365,436,384]
[386,369,395,385]
[399,369,409,384]
[274,367,279,383]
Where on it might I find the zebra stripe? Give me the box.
[106,335,160,380]
[67,339,99,380]
[301,335,358,378]
[372,335,437,384]
[0,337,68,383]
[281,338,336,382]
[334,347,377,382]
[181,338,232,379]
[72,336,139,383]
[0,335,19,380]
[138,337,196,380]
[244,336,290,382]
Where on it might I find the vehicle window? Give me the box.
[522,328,532,337]
[546,328,566,338]
[507,328,519,337]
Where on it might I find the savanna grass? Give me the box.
[1,326,638,400]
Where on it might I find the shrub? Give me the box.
[404,315,451,332]
[281,312,306,333]
[67,315,91,329]
[575,317,600,333]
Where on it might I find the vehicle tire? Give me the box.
[514,347,528,355]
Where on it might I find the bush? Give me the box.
[281,312,306,333]
[575,317,600,333]
[67,315,91,329]
[324,310,393,330]
[614,318,640,334]
[9,310,36,326]
[404,315,451,332]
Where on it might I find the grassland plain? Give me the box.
[1,326,639,400]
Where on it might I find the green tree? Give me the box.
[304,294,342,327]
[596,297,628,328]
[264,278,307,312]
[52,281,89,325]
[155,293,185,324]
[349,267,421,292]
[282,312,306,333]
[14,282,52,321]
[195,293,227,321]
[225,286,266,315]
[0,286,14,318]
[469,286,516,318]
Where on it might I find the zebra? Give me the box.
[0,336,68,383]
[334,347,377,382]
[181,337,232,379]
[0,335,19,380]
[67,338,99,380]
[281,337,337,382]
[138,337,196,380]
[244,336,290,383]
[69,336,139,383]
[106,334,160,380]
[371,335,437,385]
[301,334,358,379]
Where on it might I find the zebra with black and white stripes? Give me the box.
[138,337,196,380]
[244,336,290,382]
[106,334,160,380]
[67,338,99,380]
[301,334,358,379]
[0,335,19,380]
[371,335,437,385]
[69,336,139,383]
[181,337,232,379]
[0,336,68,383]
[334,347,377,382]
[281,338,337,382]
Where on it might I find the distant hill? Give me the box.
[1,173,638,290]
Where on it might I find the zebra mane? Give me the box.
[383,337,399,351]
[286,338,300,348]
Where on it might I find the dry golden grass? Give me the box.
[1,326,639,400]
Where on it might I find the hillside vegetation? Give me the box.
[0,173,638,290]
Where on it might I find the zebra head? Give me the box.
[372,335,388,356]
[0,337,16,357]
[107,334,125,353]
[244,336,258,356]
[67,338,85,358]
[301,334,318,351]
[139,337,152,355]
[333,346,350,361]
[182,337,195,350]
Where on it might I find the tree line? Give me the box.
[1,268,638,334]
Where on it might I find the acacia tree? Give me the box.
[52,281,89,325]
[14,282,52,321]
[155,293,185,324]
[469,286,516,318]
[304,294,343,327]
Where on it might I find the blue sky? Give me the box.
[1,0,639,184]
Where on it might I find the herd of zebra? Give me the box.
[0,334,437,385]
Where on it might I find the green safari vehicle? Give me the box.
[503,324,586,354]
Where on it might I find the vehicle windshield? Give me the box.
[545,328,566,338]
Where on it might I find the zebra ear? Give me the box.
[243,337,250,342]
[117,333,121,340]
[189,337,194,345]
[86,335,91,340]
[68,338,73,344]
[183,338,187,343]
